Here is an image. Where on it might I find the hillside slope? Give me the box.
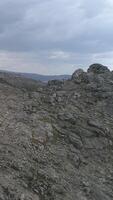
[0,64,113,200]
[0,70,71,82]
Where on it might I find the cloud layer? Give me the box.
[0,0,113,74]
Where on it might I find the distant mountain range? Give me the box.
[0,70,71,82]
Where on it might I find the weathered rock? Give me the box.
[87,63,110,74]
[0,64,113,200]
[71,69,89,83]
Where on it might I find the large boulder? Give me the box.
[71,69,89,83]
[87,63,110,74]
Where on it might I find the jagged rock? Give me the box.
[0,64,113,200]
[87,63,110,74]
[48,80,64,88]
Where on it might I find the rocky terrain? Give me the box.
[0,63,113,200]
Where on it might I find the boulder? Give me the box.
[71,69,89,83]
[87,63,110,74]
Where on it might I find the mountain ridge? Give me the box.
[0,69,71,82]
[0,63,113,200]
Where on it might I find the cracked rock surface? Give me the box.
[0,64,113,200]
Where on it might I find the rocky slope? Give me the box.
[0,63,113,200]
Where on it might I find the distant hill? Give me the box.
[0,70,71,82]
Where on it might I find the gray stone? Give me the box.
[88,63,110,74]
[0,64,113,200]
[71,69,89,83]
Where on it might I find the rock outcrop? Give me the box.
[0,64,113,200]
[87,63,110,74]
[71,69,89,83]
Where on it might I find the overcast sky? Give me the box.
[0,0,113,74]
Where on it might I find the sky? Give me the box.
[0,0,113,75]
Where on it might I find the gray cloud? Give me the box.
[0,0,113,74]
